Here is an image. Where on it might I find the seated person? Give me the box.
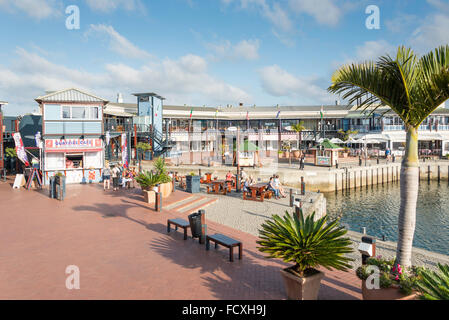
[225,171,234,184]
[243,178,251,193]
[121,169,133,189]
[267,177,280,199]
[274,175,286,198]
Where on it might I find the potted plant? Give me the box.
[292,148,301,158]
[136,170,162,203]
[186,172,200,193]
[281,141,291,158]
[137,142,152,160]
[416,263,449,300]
[5,147,17,173]
[257,210,353,300]
[355,256,422,300]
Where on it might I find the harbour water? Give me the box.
[325,181,449,256]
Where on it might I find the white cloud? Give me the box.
[0,0,61,19]
[288,0,342,26]
[207,39,260,61]
[259,65,332,103]
[355,40,396,61]
[86,24,152,60]
[84,0,144,12]
[222,0,293,32]
[0,47,251,114]
[410,14,449,51]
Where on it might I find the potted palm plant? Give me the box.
[257,210,353,300]
[135,170,163,203]
[292,121,306,157]
[137,142,152,160]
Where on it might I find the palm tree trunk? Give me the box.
[396,126,419,268]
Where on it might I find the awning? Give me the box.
[104,111,136,117]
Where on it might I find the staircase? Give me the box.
[136,124,176,157]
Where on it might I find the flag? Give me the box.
[121,133,128,168]
[215,109,218,118]
[246,111,249,121]
[189,108,193,119]
[13,132,29,167]
[276,110,281,119]
[320,106,324,119]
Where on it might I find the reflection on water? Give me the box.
[325,181,449,256]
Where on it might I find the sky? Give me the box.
[0,0,449,115]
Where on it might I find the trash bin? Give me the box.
[186,175,200,193]
[188,211,202,238]
[55,175,66,200]
[49,176,56,199]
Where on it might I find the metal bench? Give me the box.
[206,233,242,262]
[167,218,190,240]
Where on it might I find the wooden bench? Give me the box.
[167,218,190,240]
[206,233,242,262]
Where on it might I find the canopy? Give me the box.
[330,138,344,144]
[233,140,259,152]
[313,139,343,150]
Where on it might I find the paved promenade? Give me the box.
[0,178,361,300]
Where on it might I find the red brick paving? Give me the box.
[0,177,361,300]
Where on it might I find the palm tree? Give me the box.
[328,45,449,268]
[292,121,306,152]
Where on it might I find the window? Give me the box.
[71,107,86,119]
[90,107,99,119]
[61,106,100,120]
[62,106,71,119]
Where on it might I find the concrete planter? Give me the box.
[142,182,173,204]
[361,280,417,300]
[143,190,156,204]
[280,268,324,300]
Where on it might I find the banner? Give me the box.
[121,133,128,168]
[13,132,29,166]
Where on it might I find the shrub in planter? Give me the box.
[356,256,423,300]
[416,263,449,300]
[257,210,353,300]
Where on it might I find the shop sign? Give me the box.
[45,139,102,151]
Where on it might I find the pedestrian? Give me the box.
[103,163,111,191]
[300,154,305,170]
[111,165,121,191]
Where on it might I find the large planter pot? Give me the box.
[293,150,301,158]
[186,175,200,193]
[283,151,290,158]
[159,182,173,198]
[143,190,156,204]
[361,280,417,300]
[280,268,325,300]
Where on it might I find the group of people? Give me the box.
[102,162,137,191]
[241,170,287,200]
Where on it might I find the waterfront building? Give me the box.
[100,100,449,163]
[35,88,108,184]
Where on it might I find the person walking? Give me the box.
[299,154,305,170]
[103,163,111,190]
[111,165,121,191]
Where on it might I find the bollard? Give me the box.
[428,165,431,183]
[289,189,294,207]
[155,192,162,212]
[359,156,362,166]
[359,236,376,265]
[438,165,441,183]
[300,177,306,195]
[199,209,207,245]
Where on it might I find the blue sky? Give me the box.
[0,0,448,115]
